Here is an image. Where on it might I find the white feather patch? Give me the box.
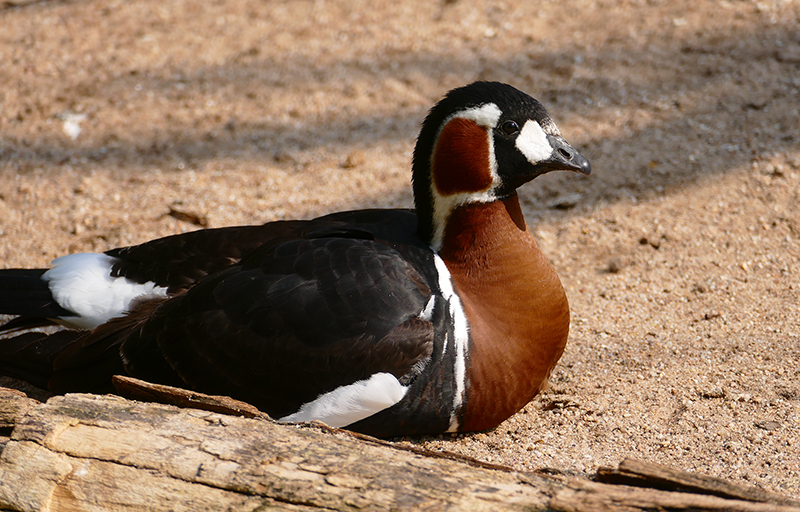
[43,253,168,330]
[419,295,436,321]
[279,372,409,428]
[515,120,553,164]
[455,103,502,129]
[433,255,469,432]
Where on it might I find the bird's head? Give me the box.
[412,81,591,249]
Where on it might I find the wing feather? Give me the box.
[46,234,435,418]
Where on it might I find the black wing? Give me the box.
[104,208,424,292]
[105,221,308,292]
[47,223,436,418]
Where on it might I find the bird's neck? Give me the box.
[437,195,570,432]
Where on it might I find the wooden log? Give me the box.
[0,387,798,512]
[111,375,271,420]
[596,458,800,508]
[550,479,800,512]
[0,392,558,511]
[0,388,39,455]
[0,388,39,428]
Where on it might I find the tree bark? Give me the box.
[0,385,797,512]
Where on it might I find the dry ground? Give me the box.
[1,0,799,499]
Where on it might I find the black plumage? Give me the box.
[0,269,72,330]
[2,210,448,425]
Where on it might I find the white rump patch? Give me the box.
[433,255,469,432]
[515,120,554,164]
[279,372,409,428]
[43,253,168,330]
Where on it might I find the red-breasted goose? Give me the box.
[0,81,590,438]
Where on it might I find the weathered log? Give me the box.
[0,387,798,512]
[0,388,39,428]
[0,388,39,455]
[596,458,800,507]
[551,479,800,512]
[111,375,271,420]
[0,392,558,511]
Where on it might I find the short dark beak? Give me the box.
[546,135,592,175]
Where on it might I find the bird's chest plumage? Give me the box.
[438,197,570,432]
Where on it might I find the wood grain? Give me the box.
[1,388,798,512]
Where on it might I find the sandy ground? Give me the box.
[1,0,799,499]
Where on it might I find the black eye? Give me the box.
[500,120,520,136]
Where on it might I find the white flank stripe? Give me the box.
[447,294,470,432]
[433,254,455,297]
[419,295,436,322]
[433,255,469,432]
[278,372,409,428]
[515,120,553,164]
[43,253,168,330]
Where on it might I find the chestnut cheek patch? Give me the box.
[432,118,494,196]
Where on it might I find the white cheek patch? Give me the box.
[43,253,168,330]
[278,372,409,428]
[515,120,554,164]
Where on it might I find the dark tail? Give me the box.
[0,330,82,390]
[0,302,148,394]
[0,268,78,390]
[0,269,71,332]
[0,323,131,394]
[0,270,169,395]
